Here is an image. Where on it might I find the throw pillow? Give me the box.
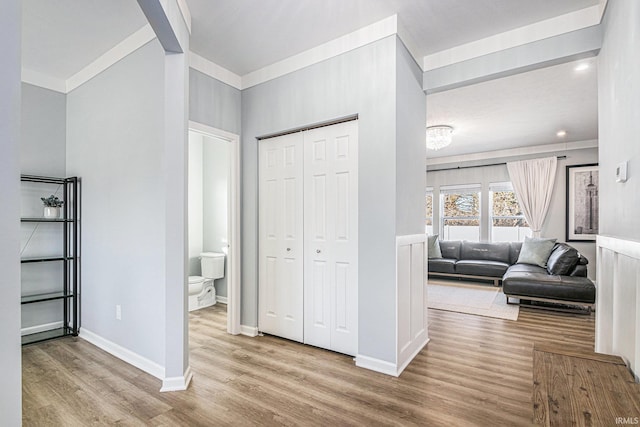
[516,236,557,268]
[427,235,442,259]
[546,243,580,275]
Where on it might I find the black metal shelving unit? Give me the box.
[20,175,80,345]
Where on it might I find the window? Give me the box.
[440,185,481,241]
[425,188,433,235]
[490,182,532,242]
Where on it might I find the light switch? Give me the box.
[616,161,628,183]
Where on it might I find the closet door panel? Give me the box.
[304,121,358,356]
[330,121,359,356]
[259,133,304,342]
[304,133,331,349]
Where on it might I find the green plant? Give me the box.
[41,195,64,208]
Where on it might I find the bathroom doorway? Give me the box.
[187,121,240,334]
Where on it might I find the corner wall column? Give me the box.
[0,0,23,423]
[137,0,192,391]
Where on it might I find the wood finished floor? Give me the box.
[23,304,595,426]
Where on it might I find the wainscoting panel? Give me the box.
[396,234,429,376]
[596,235,640,380]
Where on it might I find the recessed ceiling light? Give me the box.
[574,63,589,72]
[557,130,567,137]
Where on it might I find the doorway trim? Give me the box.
[188,120,241,335]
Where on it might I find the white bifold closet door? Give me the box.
[258,120,358,356]
[303,121,358,356]
[258,132,304,342]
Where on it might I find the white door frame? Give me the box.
[188,120,241,335]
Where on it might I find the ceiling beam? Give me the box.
[423,25,602,94]
[136,0,187,53]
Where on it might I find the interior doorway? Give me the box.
[188,121,240,335]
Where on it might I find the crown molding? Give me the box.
[423,5,601,71]
[598,0,609,21]
[24,13,402,94]
[66,24,156,93]
[24,25,157,94]
[241,14,398,89]
[426,139,598,167]
[21,68,66,93]
[189,52,242,90]
[175,0,191,34]
[395,18,422,68]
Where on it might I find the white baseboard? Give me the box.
[240,324,258,337]
[21,321,63,336]
[216,295,228,304]
[79,328,164,380]
[160,366,193,392]
[355,354,401,377]
[397,337,430,376]
[355,338,430,377]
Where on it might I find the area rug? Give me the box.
[427,280,519,321]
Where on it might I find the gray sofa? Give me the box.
[428,240,596,308]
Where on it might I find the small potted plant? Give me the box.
[41,195,64,219]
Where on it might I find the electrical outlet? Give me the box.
[116,304,122,320]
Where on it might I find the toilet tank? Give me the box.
[200,252,225,279]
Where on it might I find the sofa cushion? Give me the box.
[460,241,511,263]
[427,235,442,259]
[517,237,557,268]
[509,242,523,265]
[577,253,589,265]
[439,241,461,260]
[455,260,509,278]
[570,264,588,277]
[428,258,457,274]
[503,273,595,304]
[558,276,597,303]
[505,263,548,275]
[546,243,580,275]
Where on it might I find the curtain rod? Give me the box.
[256,114,358,141]
[427,155,567,172]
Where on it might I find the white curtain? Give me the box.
[506,157,558,238]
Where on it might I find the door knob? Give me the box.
[316,249,321,254]
[286,248,291,252]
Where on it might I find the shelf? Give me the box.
[21,256,74,264]
[21,291,74,304]
[20,174,80,346]
[21,174,68,184]
[21,217,75,223]
[21,328,75,345]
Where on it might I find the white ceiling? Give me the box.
[186,0,598,76]
[20,0,600,158]
[22,0,147,80]
[427,58,599,158]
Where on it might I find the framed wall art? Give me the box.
[566,163,599,241]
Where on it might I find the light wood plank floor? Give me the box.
[23,304,595,426]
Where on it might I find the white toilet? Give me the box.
[188,252,225,312]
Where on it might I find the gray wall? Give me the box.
[0,0,23,423]
[188,132,204,275]
[189,69,242,135]
[66,40,167,366]
[242,35,398,362]
[203,137,229,298]
[395,38,427,236]
[21,83,66,176]
[188,71,240,299]
[427,147,598,279]
[20,83,68,330]
[598,0,640,241]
